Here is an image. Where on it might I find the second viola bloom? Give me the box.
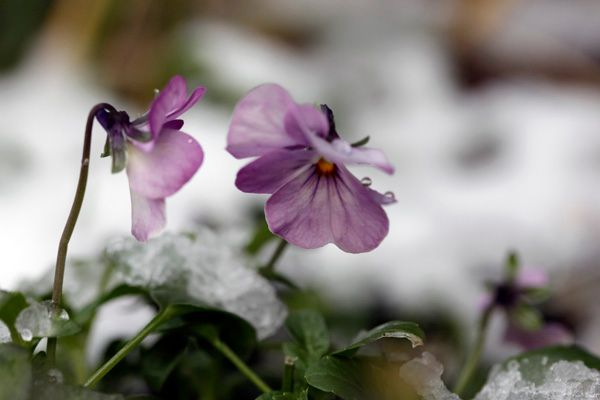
[96,76,205,241]
[227,84,396,253]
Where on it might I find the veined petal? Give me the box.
[236,149,315,194]
[127,129,203,199]
[310,135,394,174]
[284,104,329,142]
[149,76,206,140]
[328,166,390,252]
[367,187,397,205]
[166,87,206,121]
[227,84,324,158]
[265,168,334,249]
[265,164,389,253]
[130,191,166,241]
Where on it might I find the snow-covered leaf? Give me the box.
[105,229,287,339]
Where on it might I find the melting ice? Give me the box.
[105,229,287,339]
[400,352,600,400]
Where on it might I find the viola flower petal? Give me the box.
[516,268,549,289]
[227,84,322,158]
[265,167,334,249]
[309,135,395,174]
[130,191,166,242]
[328,166,390,252]
[265,165,389,253]
[236,149,316,194]
[166,86,206,121]
[127,129,203,199]
[149,75,206,140]
[283,104,329,142]
[367,187,397,205]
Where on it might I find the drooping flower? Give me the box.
[482,263,572,349]
[96,76,205,241]
[227,84,395,253]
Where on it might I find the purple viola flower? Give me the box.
[483,266,572,349]
[227,84,395,253]
[96,76,205,241]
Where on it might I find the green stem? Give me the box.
[48,103,115,365]
[261,239,288,274]
[282,356,295,392]
[453,305,495,397]
[84,307,173,388]
[207,336,272,394]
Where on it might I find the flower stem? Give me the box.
[259,239,297,289]
[84,307,173,388]
[207,335,272,394]
[453,305,495,397]
[48,103,115,365]
[282,356,295,392]
[262,238,288,274]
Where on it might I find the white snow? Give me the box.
[105,229,287,339]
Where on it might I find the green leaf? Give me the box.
[126,396,161,400]
[31,383,125,400]
[256,390,308,400]
[350,136,370,147]
[505,250,520,281]
[0,344,32,400]
[245,219,276,255]
[305,356,366,400]
[511,305,543,330]
[162,304,258,358]
[332,321,424,357]
[503,345,600,384]
[0,290,28,342]
[105,231,286,339]
[285,310,329,363]
[140,334,190,391]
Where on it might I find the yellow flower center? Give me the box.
[316,158,336,175]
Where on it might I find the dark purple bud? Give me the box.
[95,108,130,173]
[494,283,519,308]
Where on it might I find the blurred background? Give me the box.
[2,0,600,387]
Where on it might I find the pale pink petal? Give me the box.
[236,149,316,194]
[127,129,203,199]
[367,187,397,205]
[227,84,325,158]
[516,268,549,289]
[309,135,395,174]
[283,104,329,142]
[265,167,334,249]
[130,191,166,241]
[328,166,390,252]
[166,86,206,121]
[265,165,389,253]
[149,76,205,139]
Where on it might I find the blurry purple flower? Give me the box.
[227,84,395,253]
[96,76,205,241]
[484,266,572,349]
[503,320,572,349]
